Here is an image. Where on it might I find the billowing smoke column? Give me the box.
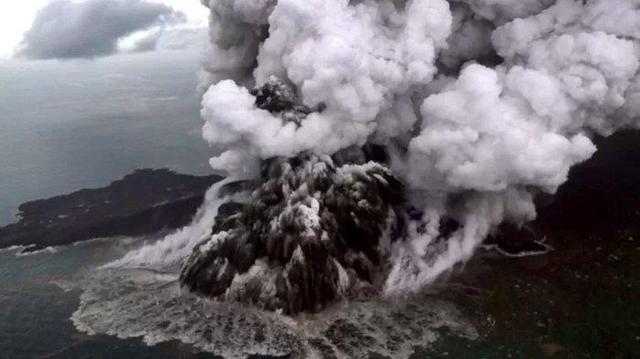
[181,0,640,312]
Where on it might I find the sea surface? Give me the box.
[0,239,216,358]
[0,51,213,226]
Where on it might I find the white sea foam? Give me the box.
[0,244,34,254]
[71,265,476,359]
[15,246,58,257]
[105,178,237,269]
[69,177,476,357]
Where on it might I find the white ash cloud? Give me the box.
[195,0,640,295]
[125,26,207,53]
[202,0,454,174]
[455,0,555,22]
[17,0,185,59]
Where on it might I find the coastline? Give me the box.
[0,168,221,253]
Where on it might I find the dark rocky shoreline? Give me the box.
[0,169,221,253]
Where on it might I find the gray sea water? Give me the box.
[0,239,216,358]
[0,51,213,226]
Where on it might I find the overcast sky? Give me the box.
[0,0,208,59]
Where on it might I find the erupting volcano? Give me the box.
[66,1,640,357]
[176,0,640,311]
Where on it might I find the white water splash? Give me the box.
[106,178,236,269]
[71,179,476,358]
[71,265,476,359]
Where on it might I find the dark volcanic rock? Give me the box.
[180,154,405,314]
[249,76,316,126]
[0,169,221,252]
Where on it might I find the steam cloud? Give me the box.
[17,0,185,59]
[185,0,640,308]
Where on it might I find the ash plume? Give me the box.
[180,0,640,311]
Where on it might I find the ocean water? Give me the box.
[0,51,213,226]
[0,239,217,358]
[0,52,219,357]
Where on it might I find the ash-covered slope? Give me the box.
[0,169,221,252]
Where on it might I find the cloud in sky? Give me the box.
[122,26,207,54]
[16,0,186,59]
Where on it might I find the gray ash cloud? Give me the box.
[17,0,185,59]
